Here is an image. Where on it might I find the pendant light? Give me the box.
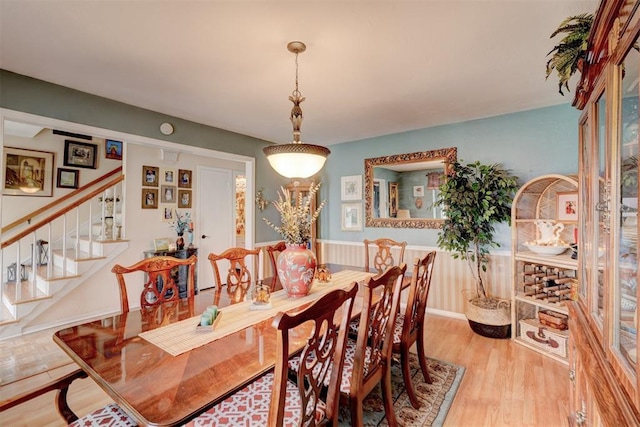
[263,41,330,179]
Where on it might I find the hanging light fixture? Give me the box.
[263,41,330,179]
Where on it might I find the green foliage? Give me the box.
[436,161,519,298]
[546,13,593,96]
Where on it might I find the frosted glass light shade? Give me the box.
[263,143,330,179]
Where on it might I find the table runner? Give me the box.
[139,270,373,356]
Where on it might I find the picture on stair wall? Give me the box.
[142,188,158,209]
[57,168,79,189]
[63,140,98,169]
[3,146,54,197]
[105,139,123,160]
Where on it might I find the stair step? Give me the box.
[52,248,107,262]
[2,281,52,304]
[33,264,81,281]
[0,304,18,325]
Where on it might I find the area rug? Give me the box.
[337,353,465,426]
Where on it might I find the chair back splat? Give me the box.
[208,247,259,304]
[363,238,407,274]
[266,241,287,291]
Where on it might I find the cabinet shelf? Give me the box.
[513,336,569,365]
[514,251,577,270]
[515,294,569,314]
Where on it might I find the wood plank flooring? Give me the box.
[0,314,570,426]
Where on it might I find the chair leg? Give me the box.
[349,396,364,427]
[417,328,432,384]
[381,364,398,427]
[401,346,421,409]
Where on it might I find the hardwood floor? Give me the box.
[0,314,569,426]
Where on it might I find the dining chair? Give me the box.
[187,282,359,426]
[341,263,406,427]
[112,255,198,314]
[208,247,260,304]
[266,241,286,291]
[363,238,407,274]
[392,251,437,409]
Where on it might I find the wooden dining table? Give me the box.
[53,265,397,426]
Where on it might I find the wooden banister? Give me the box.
[1,166,123,235]
[1,174,125,250]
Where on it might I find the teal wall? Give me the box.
[319,104,582,249]
[0,70,287,242]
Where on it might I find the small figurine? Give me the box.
[315,264,332,283]
[253,281,271,304]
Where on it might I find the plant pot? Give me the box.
[462,289,511,339]
[277,244,317,298]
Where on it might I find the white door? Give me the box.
[197,167,234,290]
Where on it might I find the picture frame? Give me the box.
[178,169,192,188]
[426,171,445,189]
[142,165,159,187]
[557,192,578,222]
[341,203,363,231]
[413,185,425,197]
[63,140,98,169]
[162,168,176,184]
[161,205,175,222]
[56,168,79,189]
[160,185,177,203]
[389,182,399,218]
[3,146,54,197]
[142,188,158,209]
[178,189,192,208]
[105,139,123,160]
[341,175,362,200]
[153,237,170,251]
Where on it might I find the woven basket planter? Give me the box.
[462,290,511,339]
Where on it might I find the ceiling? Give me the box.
[0,0,598,146]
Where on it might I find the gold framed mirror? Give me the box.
[364,147,457,229]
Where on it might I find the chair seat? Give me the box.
[189,372,325,426]
[393,313,405,344]
[69,403,136,427]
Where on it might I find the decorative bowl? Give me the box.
[523,243,570,256]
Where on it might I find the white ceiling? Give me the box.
[0,0,598,146]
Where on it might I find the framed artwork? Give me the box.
[162,168,176,184]
[105,139,123,160]
[63,140,98,169]
[426,171,445,189]
[178,189,192,208]
[341,175,362,200]
[389,182,399,218]
[341,203,363,231]
[178,169,192,188]
[153,237,170,251]
[3,147,54,196]
[413,185,425,197]
[161,205,175,222]
[57,168,79,189]
[142,165,159,187]
[557,192,578,222]
[142,188,158,209]
[161,185,176,203]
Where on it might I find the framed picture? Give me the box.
[557,192,578,222]
[178,169,192,188]
[413,185,425,197]
[153,237,170,251]
[341,203,363,231]
[57,168,79,189]
[389,182,399,218]
[63,140,98,169]
[341,175,362,200]
[161,185,176,203]
[178,189,192,208]
[3,147,54,196]
[142,165,159,187]
[105,139,123,160]
[162,168,176,184]
[426,171,445,189]
[142,188,158,209]
[161,205,175,222]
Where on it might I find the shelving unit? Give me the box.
[511,174,578,365]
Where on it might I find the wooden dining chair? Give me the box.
[363,238,407,274]
[340,263,406,427]
[187,282,359,426]
[392,251,437,409]
[266,241,286,291]
[208,247,260,304]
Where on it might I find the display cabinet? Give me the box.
[569,0,640,424]
[511,174,579,365]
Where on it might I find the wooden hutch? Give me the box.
[570,0,640,425]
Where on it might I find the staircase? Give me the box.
[0,168,127,340]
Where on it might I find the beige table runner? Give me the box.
[139,270,372,356]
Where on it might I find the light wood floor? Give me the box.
[0,314,569,426]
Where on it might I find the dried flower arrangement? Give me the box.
[170,210,192,235]
[263,182,326,245]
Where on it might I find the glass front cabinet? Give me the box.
[569,0,640,424]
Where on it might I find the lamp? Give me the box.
[263,41,330,179]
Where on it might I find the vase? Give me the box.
[176,233,185,250]
[276,243,317,298]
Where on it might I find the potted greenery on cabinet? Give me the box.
[436,160,519,338]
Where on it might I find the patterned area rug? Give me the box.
[338,353,465,427]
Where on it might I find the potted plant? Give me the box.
[545,13,593,95]
[436,160,519,338]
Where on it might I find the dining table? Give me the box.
[53,264,404,426]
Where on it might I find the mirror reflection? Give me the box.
[364,147,457,229]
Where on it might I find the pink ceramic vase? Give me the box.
[276,243,317,297]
